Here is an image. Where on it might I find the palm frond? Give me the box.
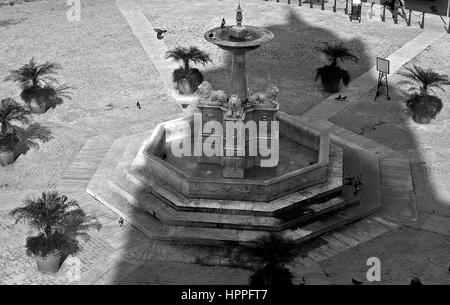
[318,43,358,65]
[187,46,212,66]
[166,46,211,68]
[0,98,29,135]
[399,65,450,95]
[14,123,53,156]
[4,58,63,90]
[10,191,100,234]
[165,46,189,62]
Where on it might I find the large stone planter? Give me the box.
[0,149,15,166]
[29,100,47,114]
[177,80,194,95]
[35,251,62,273]
[412,112,432,124]
[322,78,340,93]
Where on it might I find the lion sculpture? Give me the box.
[196,81,228,103]
[227,94,242,117]
[248,84,279,105]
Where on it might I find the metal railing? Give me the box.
[266,0,448,32]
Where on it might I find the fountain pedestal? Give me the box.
[230,50,248,102]
[204,4,274,102]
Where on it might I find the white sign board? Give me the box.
[376,57,390,74]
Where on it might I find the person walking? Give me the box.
[387,0,407,22]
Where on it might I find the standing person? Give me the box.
[395,0,407,21]
[388,0,407,22]
[367,2,377,20]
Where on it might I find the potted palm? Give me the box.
[399,65,450,124]
[165,46,212,95]
[238,233,299,286]
[4,58,72,114]
[10,191,102,273]
[315,43,358,93]
[0,98,29,166]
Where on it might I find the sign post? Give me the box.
[447,0,450,33]
[349,0,362,22]
[375,57,390,101]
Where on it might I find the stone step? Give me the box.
[378,158,416,224]
[121,133,151,161]
[127,162,343,217]
[90,172,362,246]
[109,170,356,232]
[60,136,116,189]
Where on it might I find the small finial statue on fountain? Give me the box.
[236,2,243,27]
[227,94,243,117]
[230,1,247,40]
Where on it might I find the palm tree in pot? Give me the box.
[10,191,102,273]
[0,98,29,166]
[399,65,449,124]
[239,233,299,286]
[4,58,73,114]
[165,46,212,95]
[315,43,358,93]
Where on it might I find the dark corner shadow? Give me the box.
[113,6,444,284]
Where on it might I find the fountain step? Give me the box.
[87,123,381,245]
[131,166,343,216]
[90,171,360,246]
[108,168,356,232]
[125,143,343,217]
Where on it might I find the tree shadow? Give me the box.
[14,123,53,159]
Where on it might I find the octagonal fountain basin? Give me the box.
[204,25,274,52]
[128,113,330,202]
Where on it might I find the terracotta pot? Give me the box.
[29,99,47,114]
[0,149,15,166]
[177,79,194,95]
[322,79,340,93]
[35,251,62,273]
[319,69,342,93]
[412,113,431,124]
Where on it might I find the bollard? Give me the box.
[381,5,386,21]
[345,0,348,15]
[299,0,302,6]
[310,0,313,8]
[420,12,425,29]
[321,0,324,10]
[447,14,450,33]
[394,12,398,24]
[407,10,411,26]
[333,0,336,12]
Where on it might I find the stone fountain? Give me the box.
[204,4,274,102]
[87,4,382,245]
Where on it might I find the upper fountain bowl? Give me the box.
[204,25,274,52]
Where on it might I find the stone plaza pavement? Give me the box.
[0,0,450,285]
